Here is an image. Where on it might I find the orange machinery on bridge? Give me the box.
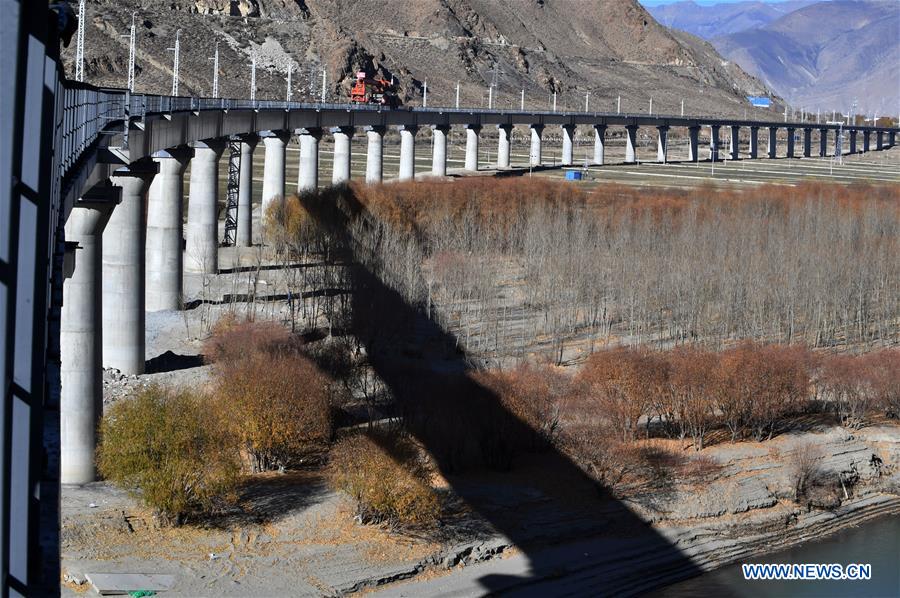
[349,71,402,108]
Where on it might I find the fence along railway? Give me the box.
[2,1,899,595]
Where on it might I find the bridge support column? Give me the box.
[465,124,481,171]
[103,166,156,375]
[819,129,829,157]
[185,140,225,274]
[237,135,258,246]
[889,131,896,147]
[62,201,114,484]
[709,125,721,162]
[803,128,812,157]
[625,125,638,164]
[786,128,796,158]
[497,124,512,169]
[749,126,759,159]
[432,125,449,176]
[529,124,544,167]
[365,126,385,183]
[593,125,607,165]
[688,126,700,162]
[297,128,321,193]
[849,130,857,154]
[561,124,576,166]
[862,130,870,152]
[146,149,191,312]
[261,130,290,216]
[767,127,778,159]
[399,125,418,180]
[730,126,740,160]
[656,126,668,163]
[331,126,354,184]
[876,131,884,150]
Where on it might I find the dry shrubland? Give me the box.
[205,316,334,472]
[97,386,240,526]
[306,180,899,363]
[328,431,441,528]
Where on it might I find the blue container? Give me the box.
[565,170,583,181]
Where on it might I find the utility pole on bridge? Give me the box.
[120,12,137,92]
[75,0,85,81]
[210,41,219,98]
[168,29,181,96]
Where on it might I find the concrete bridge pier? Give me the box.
[749,126,759,159]
[624,125,639,163]
[365,126,385,183]
[561,124,576,166]
[297,128,322,193]
[261,130,291,215]
[876,131,884,150]
[593,125,607,166]
[819,129,829,157]
[237,135,258,246]
[529,124,544,167]
[185,140,225,275]
[729,126,740,160]
[497,124,512,169]
[688,126,700,162]
[61,200,114,484]
[465,125,481,171]
[709,125,721,162]
[803,128,813,158]
[890,131,896,147]
[849,130,857,154]
[767,127,778,159]
[786,128,796,159]
[863,131,871,152]
[656,126,669,163]
[399,125,418,180]
[103,166,157,375]
[331,126,354,184]
[432,125,449,176]
[146,148,191,312]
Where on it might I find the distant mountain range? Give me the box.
[646,0,900,113]
[648,1,817,38]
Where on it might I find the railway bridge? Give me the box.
[2,1,899,594]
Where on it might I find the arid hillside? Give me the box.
[62,0,779,118]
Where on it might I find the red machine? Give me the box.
[349,71,402,108]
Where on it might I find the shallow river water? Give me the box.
[653,515,900,598]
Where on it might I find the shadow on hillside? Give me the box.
[297,184,703,595]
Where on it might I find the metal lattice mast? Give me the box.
[250,53,256,102]
[211,42,219,98]
[321,68,326,103]
[126,12,136,92]
[168,29,181,96]
[75,0,85,81]
[223,137,242,246]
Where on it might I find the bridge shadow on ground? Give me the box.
[299,184,703,596]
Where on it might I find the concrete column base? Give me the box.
[297,128,322,192]
[185,140,226,275]
[749,127,759,159]
[497,124,512,169]
[786,128,796,159]
[62,200,114,484]
[730,126,740,160]
[365,126,385,183]
[261,130,291,217]
[803,129,813,158]
[103,165,157,375]
[529,124,544,167]
[767,127,778,159]
[819,129,829,157]
[709,125,721,162]
[561,124,576,166]
[237,134,258,247]
[656,126,668,163]
[465,125,481,171]
[625,125,638,163]
[593,125,607,166]
[398,125,418,180]
[146,148,191,312]
[331,126,354,184]
[432,125,449,176]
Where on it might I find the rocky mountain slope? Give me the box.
[648,0,816,38]
[61,0,778,118]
